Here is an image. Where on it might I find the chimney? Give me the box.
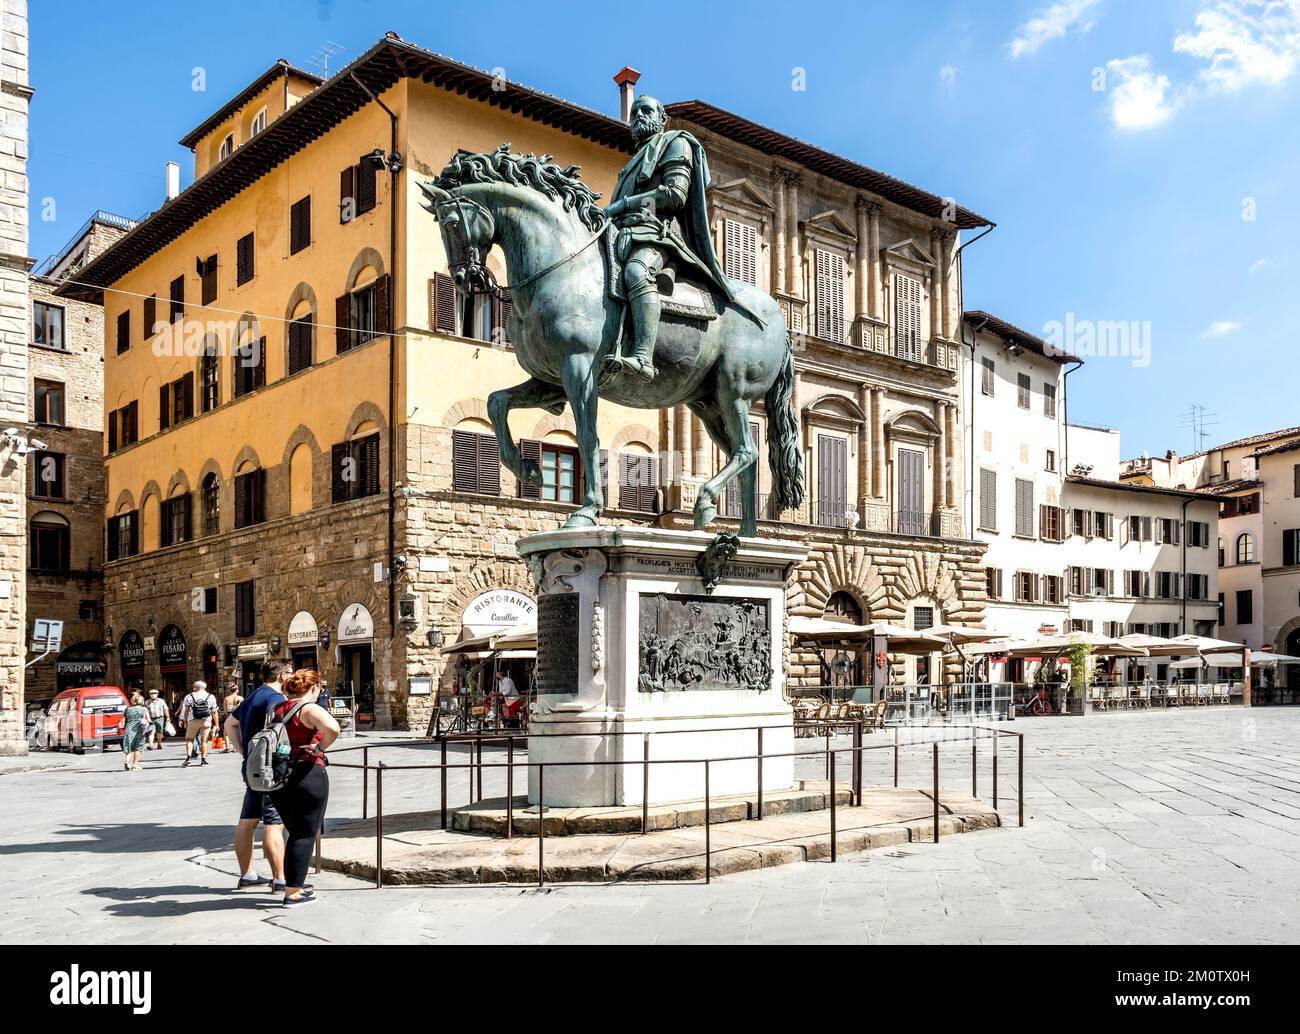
[165,161,180,202]
[613,66,641,123]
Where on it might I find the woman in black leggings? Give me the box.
[269,670,339,907]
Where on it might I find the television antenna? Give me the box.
[1178,403,1218,453]
[307,41,345,78]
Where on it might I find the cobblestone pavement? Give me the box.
[1,707,1297,944]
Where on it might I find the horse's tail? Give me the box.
[766,337,805,512]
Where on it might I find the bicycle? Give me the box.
[1015,687,1054,717]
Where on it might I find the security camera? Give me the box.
[28,438,46,452]
[2,428,16,439]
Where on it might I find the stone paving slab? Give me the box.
[318,787,1000,884]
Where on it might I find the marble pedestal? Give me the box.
[520,526,808,808]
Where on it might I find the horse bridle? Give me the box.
[433,190,604,300]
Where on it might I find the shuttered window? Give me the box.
[815,434,848,528]
[1042,575,1063,605]
[985,568,1002,600]
[980,356,994,395]
[236,232,255,285]
[235,581,255,637]
[143,295,157,339]
[289,196,311,254]
[337,276,389,354]
[198,254,218,305]
[431,273,457,334]
[1294,464,1300,499]
[161,494,192,548]
[169,276,185,323]
[1043,383,1057,417]
[619,451,660,512]
[356,156,377,215]
[494,295,512,346]
[979,468,997,531]
[288,316,314,375]
[107,511,139,562]
[159,374,194,431]
[894,273,923,362]
[451,429,501,496]
[234,468,265,528]
[1283,528,1300,567]
[723,218,757,286]
[116,310,129,354]
[233,337,266,397]
[814,250,845,343]
[1039,504,1063,542]
[1014,478,1034,537]
[1016,373,1031,409]
[331,434,381,503]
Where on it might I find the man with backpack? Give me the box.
[222,660,287,892]
[180,680,218,767]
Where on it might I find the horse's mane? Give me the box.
[434,145,607,232]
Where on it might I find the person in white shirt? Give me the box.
[180,681,217,767]
[496,670,519,700]
[144,689,170,750]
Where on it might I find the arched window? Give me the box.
[218,133,234,161]
[287,299,315,375]
[30,511,69,572]
[202,472,220,536]
[289,444,313,514]
[451,417,500,496]
[1236,533,1255,565]
[332,422,381,502]
[248,107,267,137]
[824,590,863,624]
[234,461,265,528]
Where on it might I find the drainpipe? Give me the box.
[349,70,401,643]
[1061,359,1083,473]
[954,222,995,538]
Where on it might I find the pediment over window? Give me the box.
[883,237,936,270]
[886,409,940,441]
[804,392,864,430]
[805,209,857,239]
[710,178,775,212]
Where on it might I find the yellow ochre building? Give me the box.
[64,34,993,728]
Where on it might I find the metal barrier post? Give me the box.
[932,743,939,844]
[829,749,837,862]
[375,762,384,889]
[642,732,649,835]
[704,759,711,884]
[824,720,831,779]
[537,764,545,888]
[475,736,483,803]
[893,726,899,787]
[853,719,862,806]
[1018,733,1024,828]
[756,726,764,820]
[506,737,514,840]
[362,746,369,820]
[439,737,448,831]
[971,729,977,798]
[993,731,999,810]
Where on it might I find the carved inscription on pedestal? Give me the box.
[638,593,771,693]
[536,593,581,695]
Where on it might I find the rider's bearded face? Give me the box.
[630,104,665,143]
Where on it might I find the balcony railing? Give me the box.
[892,510,942,537]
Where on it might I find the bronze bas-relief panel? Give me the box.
[638,593,772,693]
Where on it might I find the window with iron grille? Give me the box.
[235,581,255,637]
[236,232,255,285]
[33,301,65,350]
[451,430,501,496]
[32,451,64,499]
[1016,373,1031,409]
[34,379,64,425]
[289,196,311,254]
[911,606,934,630]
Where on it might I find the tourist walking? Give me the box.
[223,659,287,891]
[122,693,150,771]
[180,680,217,767]
[144,689,169,751]
[221,683,243,753]
[268,670,339,907]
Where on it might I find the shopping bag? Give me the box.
[165,721,176,736]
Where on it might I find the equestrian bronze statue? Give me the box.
[419,96,804,538]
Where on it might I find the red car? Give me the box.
[42,685,130,753]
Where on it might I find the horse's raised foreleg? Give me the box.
[560,353,602,528]
[693,398,758,537]
[487,377,566,490]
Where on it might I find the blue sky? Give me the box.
[29,0,1299,457]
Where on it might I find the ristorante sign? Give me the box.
[462,589,536,636]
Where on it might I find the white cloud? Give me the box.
[1105,55,1181,130]
[1174,0,1300,91]
[1202,319,1243,336]
[1248,256,1274,272]
[938,65,961,91]
[1010,0,1103,57]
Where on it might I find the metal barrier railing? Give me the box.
[317,718,1025,888]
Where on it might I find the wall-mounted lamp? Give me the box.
[425,626,443,649]
[270,635,282,654]
[318,630,331,649]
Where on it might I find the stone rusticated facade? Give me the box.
[0,0,31,753]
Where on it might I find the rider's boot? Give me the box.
[611,289,659,381]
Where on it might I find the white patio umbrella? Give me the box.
[1168,634,1250,654]
[1117,633,1190,656]
[1173,650,1300,669]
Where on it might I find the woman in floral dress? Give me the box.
[122,692,150,771]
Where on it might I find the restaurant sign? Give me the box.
[462,589,535,636]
